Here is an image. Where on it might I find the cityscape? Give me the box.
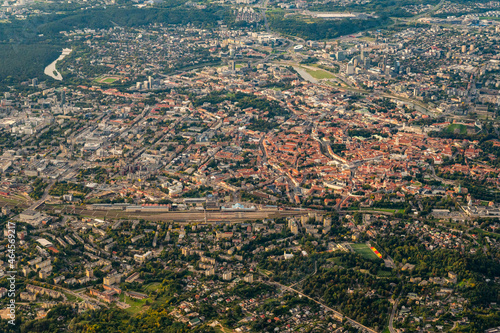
[0,0,500,332]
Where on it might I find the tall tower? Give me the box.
[60,89,66,106]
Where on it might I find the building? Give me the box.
[103,274,122,286]
[20,292,37,301]
[243,274,254,283]
[125,272,141,283]
[134,251,153,263]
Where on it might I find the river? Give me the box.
[44,48,72,81]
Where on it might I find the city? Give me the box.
[0,0,500,332]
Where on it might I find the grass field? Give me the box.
[480,17,500,22]
[119,293,151,315]
[376,270,392,277]
[347,207,400,214]
[144,282,161,292]
[359,36,376,42]
[64,292,84,302]
[327,257,344,266]
[351,243,380,260]
[445,124,467,135]
[304,67,336,79]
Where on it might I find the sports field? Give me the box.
[95,75,121,84]
[351,243,380,260]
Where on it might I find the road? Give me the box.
[29,179,56,211]
[26,279,108,307]
[428,165,455,185]
[259,136,268,164]
[259,0,270,33]
[388,298,399,333]
[260,273,378,333]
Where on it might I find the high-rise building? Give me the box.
[363,58,371,69]
[229,60,236,71]
[60,89,65,106]
[336,51,345,61]
[394,60,400,74]
[360,49,368,61]
[461,45,467,53]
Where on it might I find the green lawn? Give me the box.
[144,282,161,292]
[376,270,393,277]
[304,67,336,79]
[327,257,344,266]
[119,293,151,315]
[351,243,380,260]
[445,124,467,135]
[480,17,500,21]
[347,207,398,213]
[259,268,273,276]
[64,292,83,302]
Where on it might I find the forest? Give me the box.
[267,11,391,40]
[308,0,440,17]
[0,44,61,83]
